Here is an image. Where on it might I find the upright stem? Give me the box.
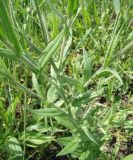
[23,93,27,160]
[34,0,48,45]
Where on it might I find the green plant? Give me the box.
[0,0,133,159]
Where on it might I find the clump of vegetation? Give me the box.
[0,0,133,159]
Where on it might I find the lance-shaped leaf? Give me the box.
[67,0,79,17]
[122,154,133,160]
[47,85,60,103]
[0,0,22,55]
[59,75,83,91]
[112,0,121,14]
[83,48,92,82]
[5,137,22,158]
[5,97,19,128]
[57,136,80,156]
[0,48,18,60]
[92,68,123,83]
[39,29,64,70]
[30,108,64,117]
[84,68,123,87]
[32,73,44,98]
[72,91,91,107]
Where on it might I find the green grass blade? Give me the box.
[0,48,18,60]
[0,0,22,55]
[34,0,49,45]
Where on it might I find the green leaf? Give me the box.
[126,31,133,42]
[59,75,83,91]
[83,48,92,82]
[5,97,19,127]
[21,54,40,74]
[57,137,73,146]
[92,68,123,83]
[34,0,49,45]
[31,108,63,117]
[107,80,114,100]
[67,0,79,17]
[72,88,104,107]
[57,136,79,156]
[55,114,75,130]
[51,15,59,39]
[90,88,104,99]
[94,2,99,25]
[113,0,121,14]
[122,154,133,160]
[47,85,59,103]
[0,48,18,60]
[22,131,54,145]
[81,126,99,145]
[46,0,66,24]
[67,0,75,17]
[5,137,22,157]
[63,34,72,57]
[114,40,133,60]
[74,29,91,51]
[25,37,42,55]
[103,102,119,125]
[103,14,125,67]
[72,91,91,107]
[32,73,44,98]
[74,0,79,14]
[0,0,22,54]
[27,124,63,133]
[26,137,53,145]
[80,150,90,160]
[0,61,42,99]
[39,29,64,70]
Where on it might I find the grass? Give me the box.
[0,0,133,160]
